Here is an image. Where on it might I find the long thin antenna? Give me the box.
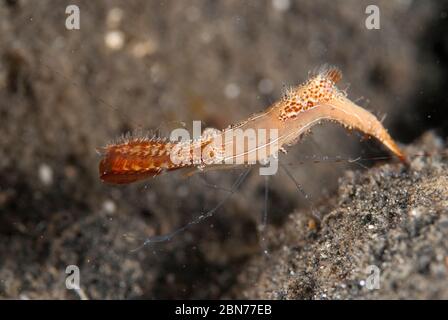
[258,175,270,256]
[280,163,322,221]
[130,168,251,251]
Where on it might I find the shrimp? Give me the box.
[99,65,406,184]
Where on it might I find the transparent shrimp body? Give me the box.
[99,66,405,184]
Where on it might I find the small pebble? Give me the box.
[106,8,124,28]
[102,199,116,214]
[38,164,53,186]
[272,0,291,12]
[224,83,240,99]
[105,30,125,50]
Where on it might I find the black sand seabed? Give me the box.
[236,132,448,299]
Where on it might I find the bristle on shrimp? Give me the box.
[99,134,215,184]
[100,137,181,184]
[279,66,344,120]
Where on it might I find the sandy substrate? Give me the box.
[236,132,448,299]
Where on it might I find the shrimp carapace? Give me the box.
[99,66,406,184]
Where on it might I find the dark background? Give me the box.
[0,0,447,299]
